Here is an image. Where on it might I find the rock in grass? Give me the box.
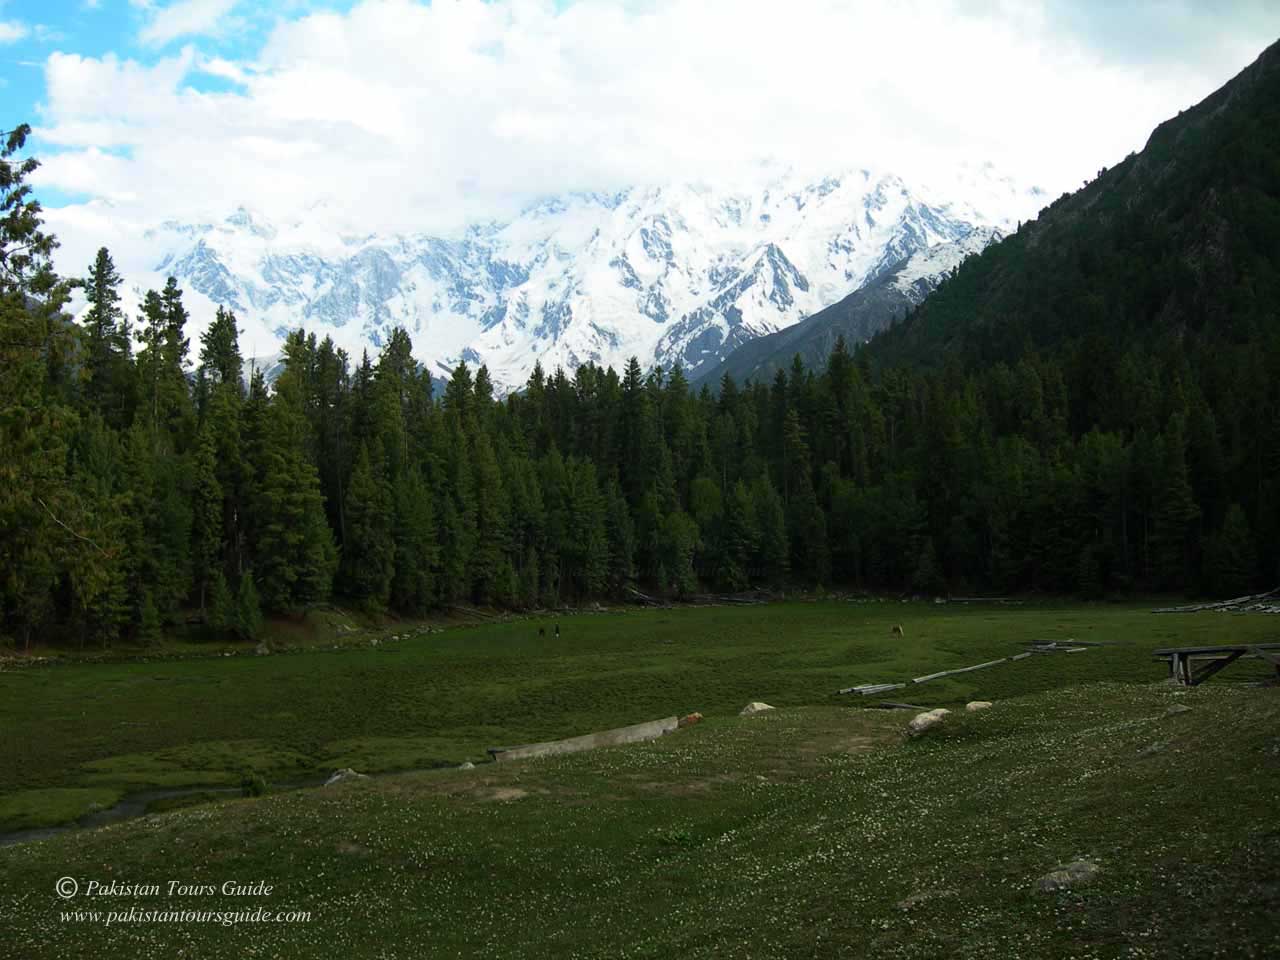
[254,642,270,656]
[324,768,371,787]
[1038,860,1100,892]
[1165,704,1193,717]
[907,708,951,736]
[965,701,993,712]
[458,762,475,770]
[739,702,775,717]
[678,712,704,728]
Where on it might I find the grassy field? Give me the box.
[0,601,1275,827]
[0,601,1277,957]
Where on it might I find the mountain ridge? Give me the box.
[694,227,1002,387]
[97,164,1044,392]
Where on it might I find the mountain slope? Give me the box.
[868,37,1280,371]
[101,165,1042,392]
[694,227,1000,386]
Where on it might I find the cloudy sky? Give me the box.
[3,0,1279,266]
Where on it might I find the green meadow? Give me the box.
[1,601,1277,957]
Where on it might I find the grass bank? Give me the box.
[1,678,1276,958]
[1,601,1274,831]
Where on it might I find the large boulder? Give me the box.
[1038,860,1100,892]
[907,708,951,737]
[965,701,993,712]
[324,768,371,787]
[739,702,775,717]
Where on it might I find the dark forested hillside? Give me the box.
[2,40,1279,651]
[874,37,1280,368]
[693,254,918,388]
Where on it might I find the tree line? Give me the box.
[2,124,1276,649]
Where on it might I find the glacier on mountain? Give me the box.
[95,164,1044,392]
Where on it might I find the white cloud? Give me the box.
[0,20,29,43]
[198,55,249,84]
[139,0,239,47]
[32,0,1280,248]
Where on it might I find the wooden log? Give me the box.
[625,586,666,607]
[1152,587,1280,614]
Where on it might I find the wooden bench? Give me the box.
[1152,643,1280,686]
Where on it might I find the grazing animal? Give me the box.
[891,624,904,637]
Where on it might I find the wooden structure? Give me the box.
[1153,643,1280,686]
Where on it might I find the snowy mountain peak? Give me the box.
[110,166,1043,392]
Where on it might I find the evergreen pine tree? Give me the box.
[235,573,263,642]
[138,590,162,647]
[0,124,80,650]
[1150,417,1200,591]
[207,570,232,634]
[390,469,438,613]
[1202,504,1256,598]
[603,477,635,595]
[190,426,224,613]
[252,374,337,611]
[342,442,395,609]
[751,476,789,586]
[83,246,134,427]
[912,538,947,596]
[198,307,244,402]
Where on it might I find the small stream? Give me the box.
[0,778,329,849]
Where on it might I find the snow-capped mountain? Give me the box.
[694,227,1005,388]
[109,164,1045,392]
